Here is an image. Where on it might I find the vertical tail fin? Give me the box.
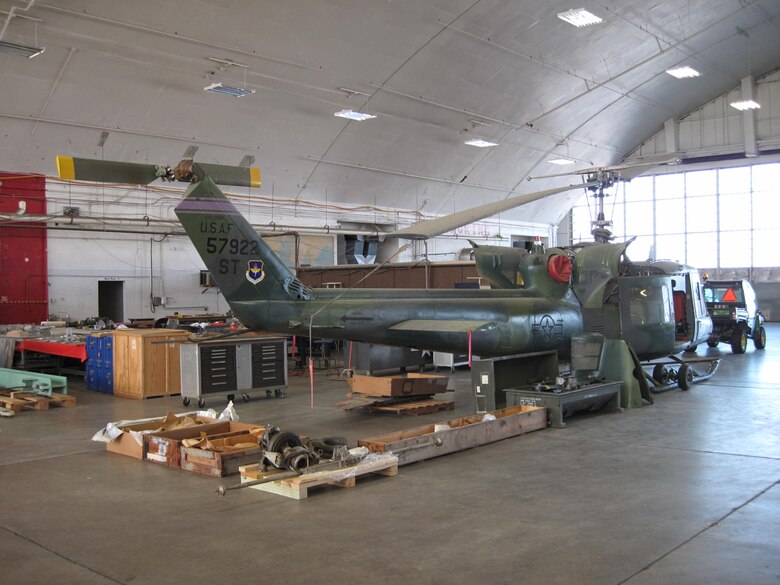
[175,177,312,306]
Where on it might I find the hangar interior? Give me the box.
[0,1,779,584]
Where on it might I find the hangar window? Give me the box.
[570,161,780,271]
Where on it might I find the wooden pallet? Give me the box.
[343,394,455,416]
[368,398,454,415]
[0,392,76,414]
[239,454,399,500]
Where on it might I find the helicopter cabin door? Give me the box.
[618,275,675,358]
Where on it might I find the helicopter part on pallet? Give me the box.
[258,428,349,472]
[260,426,318,471]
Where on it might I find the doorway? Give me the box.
[98,281,124,323]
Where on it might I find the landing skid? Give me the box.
[643,356,720,393]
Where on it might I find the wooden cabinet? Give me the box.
[113,329,190,399]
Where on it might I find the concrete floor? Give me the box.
[1,326,779,585]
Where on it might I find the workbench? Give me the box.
[180,335,288,407]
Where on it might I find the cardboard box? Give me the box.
[347,372,449,397]
[105,414,219,459]
[145,421,263,468]
[180,432,263,477]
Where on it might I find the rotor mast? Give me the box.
[586,170,618,244]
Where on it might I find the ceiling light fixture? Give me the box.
[465,139,498,148]
[729,99,760,111]
[0,40,44,58]
[549,158,576,165]
[204,82,255,98]
[204,57,254,97]
[666,66,700,79]
[557,8,603,27]
[334,109,376,121]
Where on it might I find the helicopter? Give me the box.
[56,156,712,377]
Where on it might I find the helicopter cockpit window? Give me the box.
[627,285,671,325]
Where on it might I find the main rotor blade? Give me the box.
[56,156,261,188]
[528,154,681,182]
[194,163,261,188]
[57,156,162,184]
[388,182,597,240]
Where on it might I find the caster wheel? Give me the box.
[652,364,669,385]
[266,390,273,398]
[182,397,190,407]
[197,398,206,408]
[241,393,250,403]
[677,364,694,391]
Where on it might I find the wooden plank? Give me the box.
[369,399,454,415]
[48,393,76,407]
[10,392,50,410]
[358,405,547,466]
[0,394,28,413]
[242,454,399,500]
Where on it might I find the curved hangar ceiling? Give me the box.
[0,0,779,226]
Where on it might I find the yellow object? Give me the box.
[56,156,75,180]
[249,167,261,188]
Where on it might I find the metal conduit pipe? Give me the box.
[0,214,393,237]
[0,0,37,41]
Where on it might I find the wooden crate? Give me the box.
[347,373,449,397]
[358,405,547,466]
[105,414,218,459]
[180,433,262,477]
[145,421,263,468]
[113,329,190,399]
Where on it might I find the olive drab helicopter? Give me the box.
[56,155,713,389]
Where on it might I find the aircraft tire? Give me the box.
[685,345,697,353]
[652,364,669,385]
[677,364,693,391]
[754,326,767,350]
[731,326,748,354]
[706,338,719,348]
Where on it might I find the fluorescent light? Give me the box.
[730,99,760,111]
[666,66,700,79]
[334,109,376,121]
[0,40,45,58]
[204,83,255,97]
[465,139,498,148]
[549,158,575,165]
[557,8,603,27]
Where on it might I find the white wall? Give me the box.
[39,179,556,321]
[47,231,226,321]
